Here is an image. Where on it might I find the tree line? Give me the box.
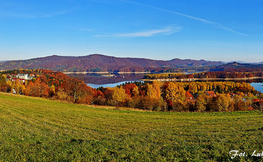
[1,69,263,112]
[144,71,263,79]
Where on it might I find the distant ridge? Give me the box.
[211,62,263,71]
[0,54,223,72]
[223,61,263,64]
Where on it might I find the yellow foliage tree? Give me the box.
[165,82,186,104]
[196,94,207,112]
[111,86,128,106]
[146,81,161,100]
[50,85,56,95]
[215,94,232,112]
[132,86,139,96]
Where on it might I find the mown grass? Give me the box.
[0,93,263,161]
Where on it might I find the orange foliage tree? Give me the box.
[25,78,49,97]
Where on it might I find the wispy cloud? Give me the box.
[0,9,74,19]
[38,9,75,18]
[120,0,248,37]
[94,26,182,37]
[0,0,79,19]
[0,12,36,19]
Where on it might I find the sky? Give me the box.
[0,0,263,62]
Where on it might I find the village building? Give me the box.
[185,91,195,101]
[205,91,217,97]
[229,93,235,97]
[253,99,263,102]
[12,78,26,83]
[16,74,33,80]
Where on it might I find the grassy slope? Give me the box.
[0,93,263,161]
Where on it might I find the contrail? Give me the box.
[121,0,249,37]
[94,26,182,37]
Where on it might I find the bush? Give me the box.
[127,97,141,108]
[93,96,106,105]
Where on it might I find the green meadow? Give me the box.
[0,93,263,161]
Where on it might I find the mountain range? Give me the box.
[210,62,263,71]
[0,60,8,63]
[0,54,223,72]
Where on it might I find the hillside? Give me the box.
[210,62,263,72]
[0,54,223,72]
[168,58,221,67]
[1,93,263,161]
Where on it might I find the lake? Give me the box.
[250,83,263,93]
[67,73,263,93]
[67,73,145,88]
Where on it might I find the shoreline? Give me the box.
[63,71,153,74]
[142,76,263,82]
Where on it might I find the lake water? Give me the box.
[67,73,263,93]
[250,83,263,93]
[87,81,134,89]
[67,73,145,88]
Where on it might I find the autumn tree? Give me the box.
[0,75,8,92]
[196,94,207,112]
[49,85,56,96]
[57,87,68,100]
[76,85,94,104]
[233,95,246,111]
[164,82,186,111]
[214,94,232,112]
[245,93,254,110]
[146,81,161,100]
[123,83,137,97]
[132,86,139,97]
[93,90,106,105]
[105,86,128,106]
[60,78,88,103]
[25,79,49,97]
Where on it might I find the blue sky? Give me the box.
[0,0,262,62]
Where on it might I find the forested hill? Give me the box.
[0,54,223,72]
[211,62,263,72]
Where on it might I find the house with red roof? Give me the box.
[185,91,195,101]
[253,99,263,103]
[205,91,217,97]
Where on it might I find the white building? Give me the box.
[16,74,33,80]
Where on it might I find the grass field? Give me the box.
[0,93,263,161]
